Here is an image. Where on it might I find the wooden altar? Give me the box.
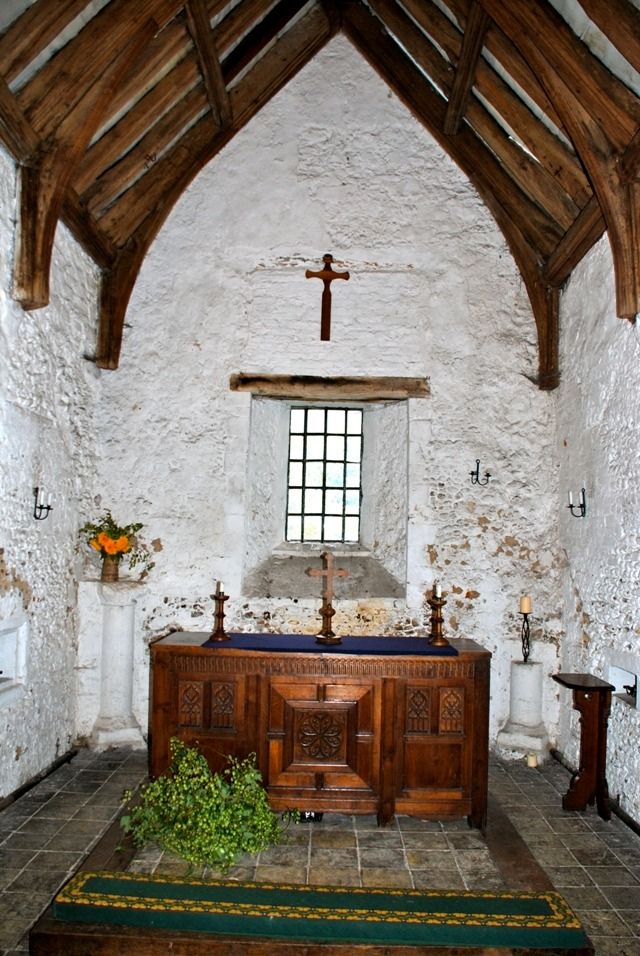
[149,633,491,828]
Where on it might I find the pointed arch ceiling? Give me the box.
[1,0,639,389]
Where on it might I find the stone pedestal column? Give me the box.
[496,660,549,763]
[91,582,145,749]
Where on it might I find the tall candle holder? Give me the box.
[209,581,230,642]
[427,583,449,647]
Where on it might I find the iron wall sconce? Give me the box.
[470,459,490,485]
[567,488,586,518]
[33,486,53,520]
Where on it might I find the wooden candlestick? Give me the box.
[427,590,449,646]
[209,584,230,642]
[316,601,342,645]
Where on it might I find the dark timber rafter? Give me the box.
[479,0,640,321]
[185,0,233,130]
[444,1,490,136]
[96,5,333,368]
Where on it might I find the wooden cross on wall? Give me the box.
[305,253,350,340]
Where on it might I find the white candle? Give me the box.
[519,595,532,615]
[434,581,441,598]
[46,493,52,506]
[216,580,223,594]
[568,491,573,506]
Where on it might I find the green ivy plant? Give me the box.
[121,738,297,870]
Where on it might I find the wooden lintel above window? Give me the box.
[229,373,430,401]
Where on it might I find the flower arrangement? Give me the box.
[79,509,153,575]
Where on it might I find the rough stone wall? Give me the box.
[556,235,640,821]
[0,145,101,798]
[86,38,562,745]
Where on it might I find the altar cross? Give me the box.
[305,551,350,643]
[305,253,350,340]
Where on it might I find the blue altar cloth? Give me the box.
[201,633,457,655]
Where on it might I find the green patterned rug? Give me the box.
[53,872,591,950]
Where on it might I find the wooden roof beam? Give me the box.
[543,197,606,288]
[344,0,559,389]
[578,0,640,76]
[13,19,157,310]
[185,0,232,129]
[0,0,90,85]
[0,74,39,162]
[95,4,333,369]
[444,1,490,135]
[367,0,571,247]
[480,0,640,319]
[404,0,590,206]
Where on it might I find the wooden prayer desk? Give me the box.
[150,633,491,828]
[552,673,614,821]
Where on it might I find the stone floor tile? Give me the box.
[257,844,310,865]
[310,829,356,848]
[601,885,640,910]
[25,850,81,871]
[577,908,636,938]
[0,849,36,871]
[400,830,448,849]
[395,816,442,831]
[0,920,25,950]
[529,843,579,866]
[255,865,308,883]
[542,865,594,887]
[559,885,611,909]
[587,938,640,955]
[444,831,487,850]
[587,866,640,886]
[572,846,626,868]
[412,869,465,890]
[360,867,412,888]
[6,868,70,895]
[357,830,402,847]
[358,847,405,867]
[461,870,506,891]
[404,848,456,869]
[620,911,640,936]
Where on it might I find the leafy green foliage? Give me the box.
[121,738,296,870]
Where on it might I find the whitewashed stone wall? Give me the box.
[0,146,102,798]
[87,38,563,746]
[556,235,640,822]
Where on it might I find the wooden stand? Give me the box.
[427,591,449,647]
[552,673,614,821]
[208,587,229,642]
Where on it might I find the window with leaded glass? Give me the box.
[286,407,362,542]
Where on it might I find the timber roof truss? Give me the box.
[1,0,639,388]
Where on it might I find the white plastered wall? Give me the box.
[0,145,102,798]
[85,37,563,749]
[556,235,640,821]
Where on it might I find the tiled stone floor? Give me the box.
[0,747,639,955]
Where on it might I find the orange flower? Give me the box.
[97,532,111,549]
[103,537,119,555]
[89,537,102,551]
[114,535,130,554]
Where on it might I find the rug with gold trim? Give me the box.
[52,872,591,950]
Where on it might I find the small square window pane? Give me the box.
[345,490,359,514]
[290,409,305,433]
[307,409,325,433]
[305,461,323,486]
[325,490,344,514]
[289,461,303,486]
[326,462,344,487]
[306,435,325,459]
[346,436,361,461]
[327,409,345,432]
[347,410,362,434]
[344,516,359,541]
[289,435,304,459]
[305,489,323,513]
[324,516,343,540]
[303,516,322,540]
[287,488,302,513]
[326,435,345,460]
[346,463,360,486]
[287,515,302,540]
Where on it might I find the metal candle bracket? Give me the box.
[209,583,230,642]
[33,487,53,521]
[427,588,450,647]
[520,612,531,663]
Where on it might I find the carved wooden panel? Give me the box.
[178,680,203,727]
[406,686,431,733]
[439,687,465,735]
[210,680,235,730]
